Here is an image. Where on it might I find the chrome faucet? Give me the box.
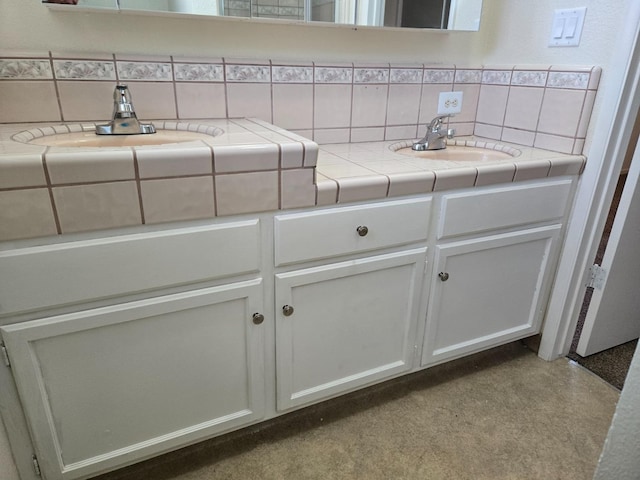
[412,115,455,151]
[96,84,156,135]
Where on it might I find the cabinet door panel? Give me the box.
[422,226,560,366]
[275,249,426,411]
[0,280,265,480]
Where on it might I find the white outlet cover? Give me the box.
[438,91,463,115]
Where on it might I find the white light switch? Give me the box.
[549,7,586,47]
[438,91,463,116]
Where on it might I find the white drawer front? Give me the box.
[0,220,261,316]
[438,179,573,239]
[275,197,431,266]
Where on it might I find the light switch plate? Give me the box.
[438,91,463,115]
[549,7,586,47]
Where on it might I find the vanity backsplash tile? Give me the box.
[0,52,601,155]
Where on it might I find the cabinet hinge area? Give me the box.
[1,343,10,367]
[587,264,607,290]
[32,455,41,476]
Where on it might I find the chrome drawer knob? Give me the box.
[439,272,450,281]
[356,225,369,237]
[252,313,265,325]
[282,305,295,316]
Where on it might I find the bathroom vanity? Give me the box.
[0,120,582,480]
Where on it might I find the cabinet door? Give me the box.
[0,280,265,480]
[422,226,561,366]
[275,249,427,411]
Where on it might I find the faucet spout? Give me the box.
[96,85,156,135]
[412,114,455,151]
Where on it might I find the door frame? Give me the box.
[539,1,640,360]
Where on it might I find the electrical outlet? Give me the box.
[438,91,463,115]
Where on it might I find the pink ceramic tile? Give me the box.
[351,127,385,143]
[504,86,544,131]
[175,83,227,119]
[573,139,586,155]
[433,167,477,191]
[213,144,279,173]
[336,175,389,203]
[273,84,313,130]
[45,150,135,184]
[0,189,57,241]
[0,154,46,188]
[314,84,352,129]
[450,122,475,136]
[501,128,535,147]
[454,84,480,123]
[386,85,421,126]
[476,85,508,125]
[57,81,116,121]
[303,141,319,167]
[513,160,551,182]
[226,83,272,122]
[577,90,597,138]
[387,171,435,197]
[0,81,61,123]
[351,85,388,128]
[126,82,177,120]
[136,145,212,178]
[141,176,215,224]
[548,158,584,177]
[281,168,316,209]
[418,84,450,123]
[313,128,351,144]
[538,88,586,137]
[316,175,338,206]
[474,123,502,140]
[534,133,574,154]
[385,125,418,141]
[588,67,602,90]
[53,181,142,233]
[475,163,516,186]
[215,171,279,215]
[281,141,304,169]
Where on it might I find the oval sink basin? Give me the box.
[394,145,516,162]
[28,129,219,148]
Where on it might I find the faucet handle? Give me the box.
[446,128,456,139]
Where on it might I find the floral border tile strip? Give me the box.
[390,68,423,84]
[423,69,454,84]
[547,72,590,89]
[117,62,173,81]
[225,64,271,82]
[0,59,53,79]
[354,68,389,83]
[511,70,548,87]
[481,70,512,85]
[272,66,313,83]
[454,69,482,84]
[53,60,116,81]
[314,67,353,84]
[174,63,224,82]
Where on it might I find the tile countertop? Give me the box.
[0,118,585,242]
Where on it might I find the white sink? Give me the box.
[393,145,516,162]
[28,129,220,148]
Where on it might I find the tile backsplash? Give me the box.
[0,52,601,155]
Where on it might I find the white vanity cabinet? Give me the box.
[0,221,268,480]
[421,178,574,366]
[273,198,431,411]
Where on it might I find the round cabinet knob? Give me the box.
[438,272,450,282]
[252,313,265,325]
[282,305,295,317]
[356,225,369,237]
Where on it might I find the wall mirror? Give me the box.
[44,0,483,31]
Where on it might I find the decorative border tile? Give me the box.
[481,70,512,85]
[547,72,590,89]
[225,64,271,82]
[390,68,422,84]
[454,69,482,84]
[314,67,353,84]
[272,66,313,83]
[53,60,116,80]
[116,62,173,81]
[423,69,454,84]
[174,63,224,82]
[511,70,548,87]
[354,68,389,84]
[0,59,53,79]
